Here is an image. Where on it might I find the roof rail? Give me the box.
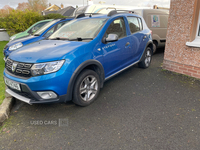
[76,13,86,18]
[75,13,102,18]
[107,10,135,17]
[60,17,74,20]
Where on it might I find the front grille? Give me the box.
[6,58,33,78]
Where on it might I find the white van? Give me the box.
[134,9,169,53]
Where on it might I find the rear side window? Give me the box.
[127,17,141,34]
[138,18,143,30]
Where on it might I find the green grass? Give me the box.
[0,41,8,105]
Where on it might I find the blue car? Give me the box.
[3,18,73,59]
[4,10,153,106]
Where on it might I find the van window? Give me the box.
[127,17,140,34]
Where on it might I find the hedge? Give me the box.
[0,9,66,36]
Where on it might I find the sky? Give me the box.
[0,0,170,9]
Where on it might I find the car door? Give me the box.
[101,17,132,78]
[127,16,147,62]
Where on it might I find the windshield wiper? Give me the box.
[68,37,93,41]
[49,37,69,40]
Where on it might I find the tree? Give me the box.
[17,2,30,11]
[0,5,14,17]
[28,0,48,12]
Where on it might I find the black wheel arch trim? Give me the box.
[139,41,153,62]
[65,59,105,102]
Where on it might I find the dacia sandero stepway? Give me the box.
[4,10,153,106]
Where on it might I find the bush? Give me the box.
[0,9,43,36]
[43,13,66,19]
[0,10,66,36]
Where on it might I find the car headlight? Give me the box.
[9,42,23,51]
[10,35,16,41]
[31,60,65,76]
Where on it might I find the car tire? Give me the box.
[153,41,157,54]
[73,69,100,106]
[138,47,152,69]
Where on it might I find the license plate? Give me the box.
[4,77,21,91]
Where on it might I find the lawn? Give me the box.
[0,41,8,105]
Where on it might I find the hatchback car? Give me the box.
[9,19,53,41]
[4,10,153,106]
[4,18,73,59]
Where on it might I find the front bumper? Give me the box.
[5,83,67,104]
[4,68,73,104]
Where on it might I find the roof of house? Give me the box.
[43,6,75,17]
[45,4,61,11]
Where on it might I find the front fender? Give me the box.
[66,59,105,102]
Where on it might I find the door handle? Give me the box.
[125,42,130,46]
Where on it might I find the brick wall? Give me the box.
[163,0,200,79]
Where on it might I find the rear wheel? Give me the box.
[138,47,152,69]
[73,69,100,106]
[153,41,157,54]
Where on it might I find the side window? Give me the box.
[31,22,48,33]
[138,18,143,30]
[127,17,140,34]
[105,17,127,39]
[57,22,68,30]
[44,26,55,38]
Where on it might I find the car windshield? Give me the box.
[49,18,107,41]
[33,20,60,36]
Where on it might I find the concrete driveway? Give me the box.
[1,49,200,150]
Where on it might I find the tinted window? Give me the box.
[105,17,127,39]
[33,20,59,36]
[29,22,48,33]
[127,17,140,34]
[44,26,55,38]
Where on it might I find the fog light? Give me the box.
[37,91,57,99]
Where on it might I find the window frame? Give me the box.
[103,17,127,40]
[127,16,142,34]
[196,11,200,38]
[186,10,200,47]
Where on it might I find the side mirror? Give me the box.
[105,34,118,43]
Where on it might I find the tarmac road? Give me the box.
[1,49,200,150]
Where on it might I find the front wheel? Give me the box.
[73,69,100,106]
[138,47,152,69]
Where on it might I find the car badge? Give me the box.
[12,62,18,72]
